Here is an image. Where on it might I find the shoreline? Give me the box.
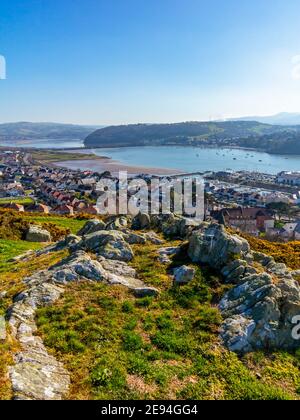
[53,157,184,176]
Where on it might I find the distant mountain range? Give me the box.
[0,122,102,142]
[84,120,300,155]
[229,112,300,126]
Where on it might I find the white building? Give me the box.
[277,172,300,186]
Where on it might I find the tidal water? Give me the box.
[93,146,300,175]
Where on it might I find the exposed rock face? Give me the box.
[188,224,250,269]
[188,224,300,353]
[144,231,164,245]
[220,271,300,353]
[157,246,181,264]
[132,212,151,230]
[151,214,199,239]
[173,266,195,285]
[76,230,134,262]
[77,219,106,236]
[8,249,159,400]
[106,216,128,231]
[26,225,52,243]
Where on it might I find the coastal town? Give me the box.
[1,148,300,242]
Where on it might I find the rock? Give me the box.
[76,230,134,262]
[106,216,128,231]
[157,246,180,264]
[8,250,35,263]
[219,271,300,353]
[252,251,275,267]
[291,270,300,280]
[144,231,164,245]
[173,265,195,285]
[7,246,160,400]
[132,212,151,230]
[0,316,6,341]
[221,260,248,284]
[188,223,250,270]
[123,232,147,245]
[77,219,106,236]
[25,225,52,243]
[133,287,159,298]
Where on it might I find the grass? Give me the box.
[22,215,86,235]
[0,197,34,205]
[34,242,300,400]
[0,239,43,273]
[0,245,69,400]
[30,150,102,163]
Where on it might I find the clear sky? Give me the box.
[1,0,300,125]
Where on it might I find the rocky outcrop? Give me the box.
[157,246,181,264]
[132,212,151,230]
[188,224,250,269]
[77,219,106,236]
[7,250,159,400]
[187,223,300,354]
[26,225,52,243]
[75,230,134,262]
[151,214,199,239]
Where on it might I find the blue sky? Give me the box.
[0,0,300,124]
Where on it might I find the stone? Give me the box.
[7,244,161,400]
[144,231,164,245]
[106,216,128,231]
[188,223,250,270]
[132,212,151,230]
[173,265,195,285]
[123,232,147,245]
[76,230,134,262]
[77,219,106,236]
[133,287,159,298]
[219,271,300,353]
[25,225,52,243]
[221,260,248,284]
[157,246,180,264]
[8,250,35,263]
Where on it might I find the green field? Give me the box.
[22,215,86,234]
[0,197,34,205]
[0,239,43,273]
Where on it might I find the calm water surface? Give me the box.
[93,146,300,175]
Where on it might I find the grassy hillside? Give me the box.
[34,242,300,400]
[0,213,299,400]
[84,120,297,151]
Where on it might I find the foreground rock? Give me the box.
[188,223,250,269]
[77,219,106,236]
[75,230,134,262]
[7,249,158,400]
[187,223,300,353]
[25,225,52,243]
[173,265,195,285]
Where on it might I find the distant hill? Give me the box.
[229,112,300,126]
[0,122,101,142]
[85,120,285,148]
[84,120,300,154]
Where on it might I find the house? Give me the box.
[26,203,51,214]
[83,205,100,215]
[277,171,300,186]
[279,222,300,241]
[52,204,74,216]
[3,202,24,212]
[211,207,274,234]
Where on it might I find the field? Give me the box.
[0,197,34,205]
